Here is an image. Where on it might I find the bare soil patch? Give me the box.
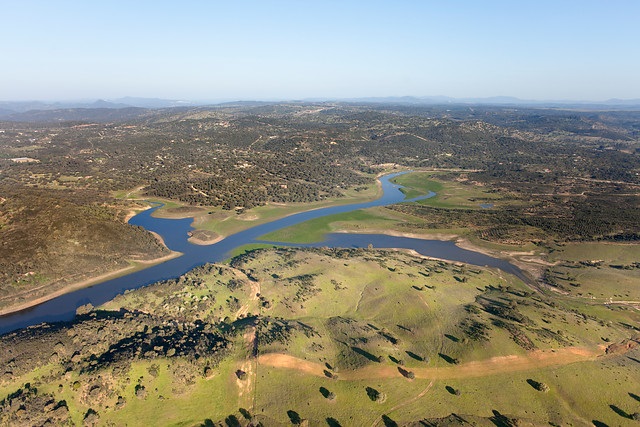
[258,345,606,381]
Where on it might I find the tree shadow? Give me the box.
[444,334,460,342]
[366,386,380,401]
[629,392,640,402]
[380,332,398,345]
[287,410,302,425]
[525,379,547,391]
[438,353,459,364]
[609,404,631,419]
[489,409,517,427]
[200,420,215,427]
[326,417,342,427]
[397,366,414,379]
[319,386,330,398]
[224,415,241,427]
[592,421,609,427]
[445,385,459,395]
[238,408,251,420]
[406,350,424,361]
[351,346,382,362]
[382,414,398,427]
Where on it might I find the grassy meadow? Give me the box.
[3,247,637,426]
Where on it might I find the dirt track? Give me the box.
[258,345,604,381]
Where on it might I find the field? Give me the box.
[2,247,638,426]
[391,171,503,209]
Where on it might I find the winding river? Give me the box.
[0,172,526,335]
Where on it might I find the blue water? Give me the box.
[0,172,526,335]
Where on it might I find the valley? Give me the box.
[0,102,639,426]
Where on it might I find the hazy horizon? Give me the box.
[2,1,639,101]
[3,94,640,105]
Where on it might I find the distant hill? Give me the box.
[2,96,639,123]
[111,97,196,108]
[0,97,197,115]
[332,96,640,109]
[2,107,150,123]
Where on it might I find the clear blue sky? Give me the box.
[2,0,639,101]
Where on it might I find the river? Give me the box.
[0,172,526,335]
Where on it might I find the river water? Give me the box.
[0,172,526,335]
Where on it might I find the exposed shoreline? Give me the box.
[1,171,531,329]
[0,251,182,317]
[332,228,545,285]
[0,178,386,319]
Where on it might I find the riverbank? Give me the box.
[150,173,386,239]
[187,229,224,245]
[0,251,182,317]
[332,228,544,283]
[0,171,523,334]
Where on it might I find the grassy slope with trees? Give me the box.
[1,247,637,425]
[1,102,638,311]
[0,102,639,424]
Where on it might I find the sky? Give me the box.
[2,0,639,102]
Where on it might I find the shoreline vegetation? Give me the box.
[0,176,387,317]
[1,239,637,425]
[0,170,478,318]
[0,170,550,317]
[0,251,182,317]
[4,167,635,318]
[1,103,638,425]
[0,200,183,317]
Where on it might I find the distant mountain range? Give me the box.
[0,97,197,114]
[1,96,639,122]
[305,96,640,108]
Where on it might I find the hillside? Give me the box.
[0,187,169,312]
[1,247,638,425]
[1,102,638,315]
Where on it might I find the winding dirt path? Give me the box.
[233,268,261,319]
[258,345,605,381]
[234,267,262,411]
[236,327,258,411]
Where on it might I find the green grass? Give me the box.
[549,242,640,264]
[232,249,529,367]
[259,209,395,243]
[254,367,431,426]
[392,171,444,199]
[5,246,640,426]
[226,243,283,259]
[196,182,381,237]
[100,358,241,426]
[139,180,382,239]
[545,242,640,302]
[392,171,504,209]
